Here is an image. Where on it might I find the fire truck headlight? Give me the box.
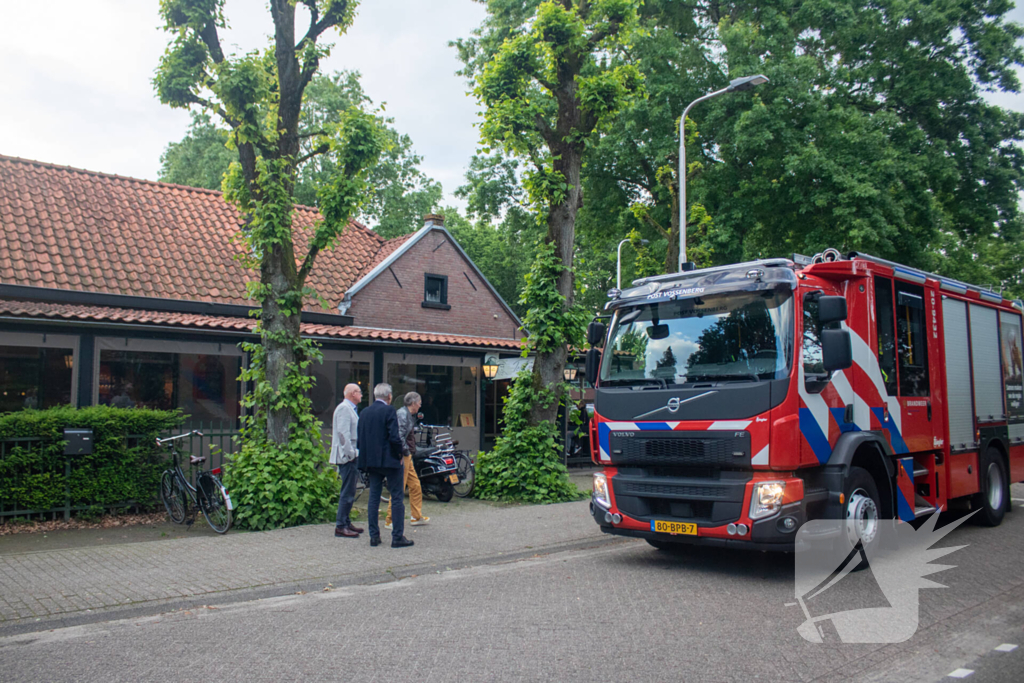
[593,473,611,509]
[749,481,786,520]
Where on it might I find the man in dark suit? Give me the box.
[357,383,414,548]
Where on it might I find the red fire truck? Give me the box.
[585,250,1024,550]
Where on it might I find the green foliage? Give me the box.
[519,241,588,355]
[473,241,588,503]
[0,406,183,514]
[155,1,383,530]
[157,70,442,235]
[224,333,338,530]
[473,369,583,503]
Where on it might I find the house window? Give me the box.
[423,274,450,310]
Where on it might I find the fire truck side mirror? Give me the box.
[586,348,602,385]
[821,329,853,372]
[818,296,848,324]
[587,321,606,347]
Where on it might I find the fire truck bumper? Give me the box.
[591,488,831,553]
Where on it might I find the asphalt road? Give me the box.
[3,494,1024,682]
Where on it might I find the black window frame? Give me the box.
[874,276,898,396]
[894,280,930,397]
[423,273,451,310]
[802,291,839,394]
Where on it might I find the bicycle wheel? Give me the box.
[197,474,232,534]
[453,452,475,498]
[160,470,186,524]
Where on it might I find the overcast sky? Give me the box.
[1,0,1023,215]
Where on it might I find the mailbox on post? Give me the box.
[63,428,93,456]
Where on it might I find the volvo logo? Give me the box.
[633,391,718,420]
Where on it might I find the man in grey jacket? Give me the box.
[386,391,429,528]
[330,383,364,538]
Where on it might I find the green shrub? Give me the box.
[474,368,584,504]
[224,336,339,530]
[0,406,183,513]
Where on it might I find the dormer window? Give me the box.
[423,274,450,310]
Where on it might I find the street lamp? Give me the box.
[617,237,650,290]
[678,74,768,271]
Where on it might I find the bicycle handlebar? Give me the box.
[155,429,204,445]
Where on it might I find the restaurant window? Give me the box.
[308,359,371,428]
[388,364,454,426]
[98,347,241,427]
[0,346,74,412]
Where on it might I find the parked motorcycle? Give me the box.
[412,423,461,502]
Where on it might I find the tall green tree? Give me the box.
[702,0,1024,290]
[159,69,441,238]
[456,0,644,426]
[154,0,386,529]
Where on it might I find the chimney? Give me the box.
[423,213,445,228]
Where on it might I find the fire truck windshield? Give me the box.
[600,290,795,386]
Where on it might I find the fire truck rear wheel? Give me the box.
[972,448,1008,527]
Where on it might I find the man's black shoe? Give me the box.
[369,536,381,547]
[391,536,414,548]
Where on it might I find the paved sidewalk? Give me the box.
[0,497,608,631]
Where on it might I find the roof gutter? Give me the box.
[0,284,354,327]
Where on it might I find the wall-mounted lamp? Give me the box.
[563,366,578,382]
[482,358,499,380]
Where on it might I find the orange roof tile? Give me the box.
[0,300,522,350]
[0,155,386,312]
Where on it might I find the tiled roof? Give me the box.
[0,300,522,350]
[0,154,384,311]
[355,233,413,280]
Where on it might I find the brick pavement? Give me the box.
[0,498,605,627]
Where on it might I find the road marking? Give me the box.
[994,643,1018,652]
[947,670,974,679]
[1012,498,1024,503]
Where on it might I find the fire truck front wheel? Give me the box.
[973,447,1008,527]
[842,467,882,560]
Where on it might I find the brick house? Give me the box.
[0,154,524,452]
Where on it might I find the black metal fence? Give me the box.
[0,421,243,522]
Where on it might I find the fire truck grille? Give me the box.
[608,431,750,468]
[611,472,750,525]
[615,481,728,499]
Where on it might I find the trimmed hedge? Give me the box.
[0,406,184,514]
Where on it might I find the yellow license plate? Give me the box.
[448,474,459,484]
[652,520,697,535]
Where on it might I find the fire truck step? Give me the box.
[913,466,929,479]
[914,505,937,517]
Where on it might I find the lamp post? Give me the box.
[617,237,650,290]
[678,74,768,271]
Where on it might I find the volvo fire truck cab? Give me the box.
[586,250,1024,551]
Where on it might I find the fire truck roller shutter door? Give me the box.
[970,304,1003,423]
[943,299,975,450]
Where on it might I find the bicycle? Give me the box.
[158,430,233,534]
[452,451,475,498]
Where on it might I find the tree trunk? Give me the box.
[261,237,302,445]
[528,143,583,427]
